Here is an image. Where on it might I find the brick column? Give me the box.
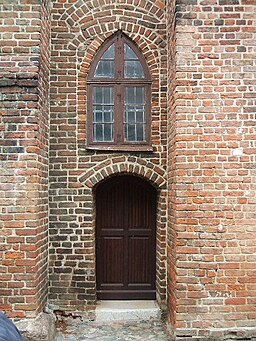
[167,0,256,338]
[0,0,50,318]
[167,0,177,334]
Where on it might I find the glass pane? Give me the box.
[124,44,138,59]
[103,108,113,123]
[128,110,135,123]
[95,44,115,78]
[125,87,134,104]
[135,88,144,104]
[104,124,113,141]
[136,109,144,122]
[95,60,114,78]
[93,87,113,104]
[93,87,114,142]
[124,44,144,78]
[125,106,145,123]
[124,87,146,142]
[125,87,145,104]
[94,124,103,142]
[94,109,102,122]
[125,61,144,78]
[126,124,136,142]
[136,124,144,141]
[104,88,113,104]
[103,44,115,59]
[93,120,114,142]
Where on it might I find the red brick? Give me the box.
[1,0,256,339]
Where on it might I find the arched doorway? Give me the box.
[96,175,157,300]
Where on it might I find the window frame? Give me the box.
[87,31,152,151]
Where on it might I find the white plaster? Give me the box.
[232,148,243,156]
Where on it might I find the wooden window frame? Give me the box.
[87,31,152,152]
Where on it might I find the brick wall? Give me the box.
[49,0,168,313]
[0,0,50,318]
[1,0,255,338]
[167,0,256,339]
[167,0,177,333]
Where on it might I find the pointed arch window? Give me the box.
[87,32,152,151]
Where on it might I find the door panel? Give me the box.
[128,237,150,285]
[100,237,124,286]
[96,175,157,300]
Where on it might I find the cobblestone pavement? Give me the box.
[56,319,171,341]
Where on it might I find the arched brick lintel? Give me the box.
[78,158,166,190]
[60,1,165,27]
[75,26,164,78]
[78,157,167,305]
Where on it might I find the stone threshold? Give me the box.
[95,300,161,322]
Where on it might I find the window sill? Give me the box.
[86,144,153,152]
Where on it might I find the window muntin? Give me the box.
[87,32,151,151]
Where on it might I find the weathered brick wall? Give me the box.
[1,0,255,338]
[49,0,168,313]
[167,0,256,339]
[166,0,177,333]
[0,0,50,318]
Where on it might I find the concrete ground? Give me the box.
[55,319,170,341]
[55,301,171,340]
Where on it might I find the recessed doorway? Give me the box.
[96,175,157,300]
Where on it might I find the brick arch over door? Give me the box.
[79,158,167,305]
[79,158,166,189]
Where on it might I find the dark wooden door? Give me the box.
[96,175,157,300]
